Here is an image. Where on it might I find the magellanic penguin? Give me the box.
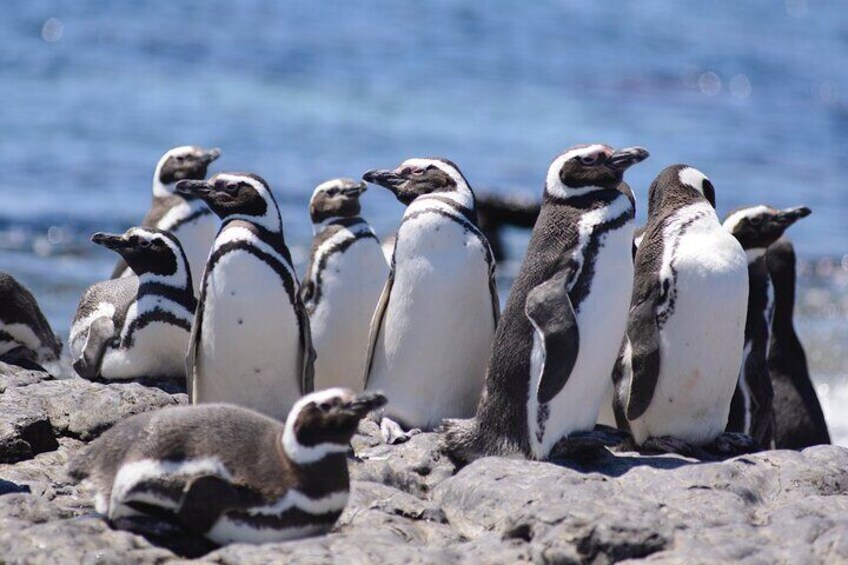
[0,272,62,369]
[443,144,648,462]
[767,237,831,448]
[722,205,812,448]
[616,165,753,457]
[301,178,388,392]
[68,389,387,546]
[176,173,315,421]
[69,228,196,381]
[113,146,221,297]
[361,158,499,443]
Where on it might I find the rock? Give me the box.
[0,405,57,464]
[0,360,53,393]
[1,378,185,441]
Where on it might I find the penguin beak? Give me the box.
[363,169,406,192]
[341,181,368,197]
[607,147,650,171]
[174,179,213,198]
[345,391,388,416]
[773,206,811,227]
[200,147,222,164]
[91,232,129,251]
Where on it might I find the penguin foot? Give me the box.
[111,515,217,558]
[380,418,421,445]
[549,425,629,462]
[639,436,705,458]
[704,432,762,458]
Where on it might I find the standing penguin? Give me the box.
[361,158,499,443]
[70,228,196,380]
[722,205,811,448]
[176,173,314,421]
[767,237,831,448]
[443,144,649,461]
[0,272,62,369]
[301,178,388,392]
[616,165,753,456]
[68,388,387,545]
[113,146,221,297]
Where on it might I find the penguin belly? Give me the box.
[629,226,748,445]
[171,215,218,297]
[194,251,301,420]
[368,222,494,430]
[529,224,634,457]
[310,239,388,392]
[100,319,189,379]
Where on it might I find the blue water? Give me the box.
[1,1,847,437]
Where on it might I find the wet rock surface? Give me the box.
[1,363,847,564]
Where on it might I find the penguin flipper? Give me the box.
[625,284,662,421]
[178,475,264,535]
[487,258,501,326]
[524,268,579,404]
[363,270,394,390]
[295,294,316,395]
[185,286,205,403]
[73,317,114,380]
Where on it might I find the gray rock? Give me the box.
[0,404,57,464]
[1,378,185,441]
[0,360,53,393]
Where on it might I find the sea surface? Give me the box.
[1,1,846,443]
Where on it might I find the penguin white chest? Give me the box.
[630,207,748,445]
[367,215,495,430]
[196,249,301,420]
[527,204,635,458]
[310,238,388,392]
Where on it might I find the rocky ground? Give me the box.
[1,361,847,564]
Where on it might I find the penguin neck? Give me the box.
[746,247,767,263]
[770,260,796,336]
[136,268,195,309]
[410,188,479,225]
[312,216,366,236]
[152,176,174,199]
[219,218,293,266]
[280,424,350,467]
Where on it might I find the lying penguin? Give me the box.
[68,389,387,546]
[0,271,62,370]
[69,228,195,381]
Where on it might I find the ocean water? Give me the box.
[1,1,846,443]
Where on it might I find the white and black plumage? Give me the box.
[69,228,196,381]
[766,237,831,448]
[361,158,499,443]
[301,178,388,392]
[68,389,386,546]
[0,272,62,369]
[615,165,753,456]
[443,144,649,461]
[722,205,811,448]
[113,146,221,297]
[176,173,315,421]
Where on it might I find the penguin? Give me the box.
[614,165,754,457]
[443,144,649,461]
[475,192,542,262]
[301,178,388,392]
[722,205,812,448]
[68,388,387,546]
[175,173,315,421]
[361,158,500,443]
[767,237,831,448]
[113,146,221,297]
[69,228,196,381]
[0,272,62,369]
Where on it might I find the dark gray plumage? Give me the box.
[0,272,62,368]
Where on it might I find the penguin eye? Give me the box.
[138,238,151,249]
[225,184,239,194]
[327,188,340,197]
[579,154,600,166]
[749,216,764,226]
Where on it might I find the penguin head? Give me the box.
[723,205,811,252]
[362,158,473,207]
[154,146,221,197]
[282,388,388,464]
[647,165,717,217]
[309,178,367,224]
[175,172,282,232]
[91,228,190,286]
[545,144,649,200]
